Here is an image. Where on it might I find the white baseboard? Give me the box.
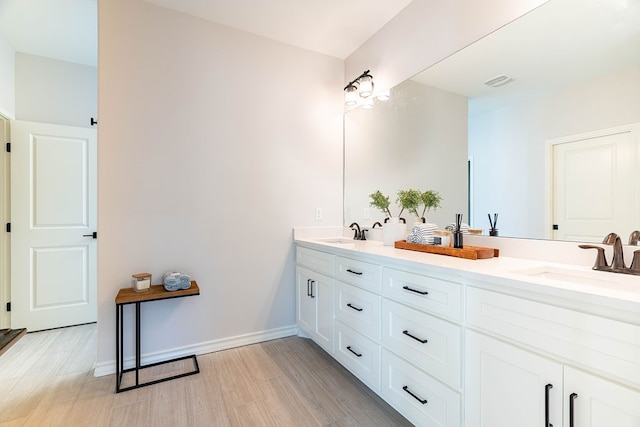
[94,324,299,377]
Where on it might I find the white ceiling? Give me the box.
[144,0,414,59]
[412,0,640,113]
[0,0,413,67]
[0,0,97,66]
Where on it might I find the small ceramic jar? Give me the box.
[132,273,151,292]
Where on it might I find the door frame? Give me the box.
[0,114,11,328]
[545,122,640,240]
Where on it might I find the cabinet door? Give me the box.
[296,267,316,335]
[465,331,562,427]
[564,367,640,427]
[314,271,334,354]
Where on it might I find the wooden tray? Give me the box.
[394,240,499,260]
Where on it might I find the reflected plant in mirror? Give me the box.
[369,190,408,221]
[344,0,640,244]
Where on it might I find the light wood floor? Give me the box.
[0,324,413,426]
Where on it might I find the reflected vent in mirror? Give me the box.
[484,75,514,87]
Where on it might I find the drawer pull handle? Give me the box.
[569,393,578,427]
[306,279,311,297]
[403,330,428,344]
[309,280,315,298]
[402,385,427,404]
[545,383,553,427]
[347,303,363,312]
[346,269,363,276]
[346,346,362,357]
[402,285,428,295]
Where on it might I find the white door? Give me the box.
[465,331,563,427]
[11,121,97,331]
[550,124,639,243]
[564,367,640,427]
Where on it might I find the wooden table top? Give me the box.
[115,281,200,305]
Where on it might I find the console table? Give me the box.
[115,281,200,393]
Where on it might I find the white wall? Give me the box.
[345,0,548,93]
[0,35,15,119]
[97,0,343,367]
[15,53,97,128]
[469,65,640,238]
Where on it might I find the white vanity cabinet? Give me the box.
[295,247,335,354]
[295,238,640,427]
[465,287,640,427]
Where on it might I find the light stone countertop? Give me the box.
[293,227,640,323]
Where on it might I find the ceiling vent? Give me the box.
[484,75,514,88]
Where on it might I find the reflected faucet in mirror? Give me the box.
[629,230,639,246]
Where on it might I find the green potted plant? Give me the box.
[418,190,443,223]
[369,190,393,219]
[397,189,422,222]
[369,190,407,245]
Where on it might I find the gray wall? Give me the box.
[15,53,97,128]
[0,35,14,118]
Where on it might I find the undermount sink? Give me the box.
[512,265,638,288]
[315,237,356,244]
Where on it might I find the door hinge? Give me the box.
[5,223,9,232]
[6,302,10,312]
[553,224,559,230]
[5,142,9,153]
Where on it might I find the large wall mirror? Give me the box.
[344,0,640,243]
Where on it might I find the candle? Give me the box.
[132,273,152,292]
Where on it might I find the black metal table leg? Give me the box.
[135,301,141,387]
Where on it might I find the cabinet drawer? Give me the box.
[381,349,461,427]
[335,321,381,392]
[296,247,335,275]
[467,287,640,387]
[335,281,381,341]
[382,299,461,388]
[335,256,382,292]
[383,268,462,321]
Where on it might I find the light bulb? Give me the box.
[344,84,358,106]
[358,74,374,98]
[376,90,390,101]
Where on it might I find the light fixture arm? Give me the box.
[343,70,372,91]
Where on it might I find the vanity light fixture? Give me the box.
[344,70,375,105]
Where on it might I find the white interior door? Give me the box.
[550,124,639,243]
[11,120,97,331]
